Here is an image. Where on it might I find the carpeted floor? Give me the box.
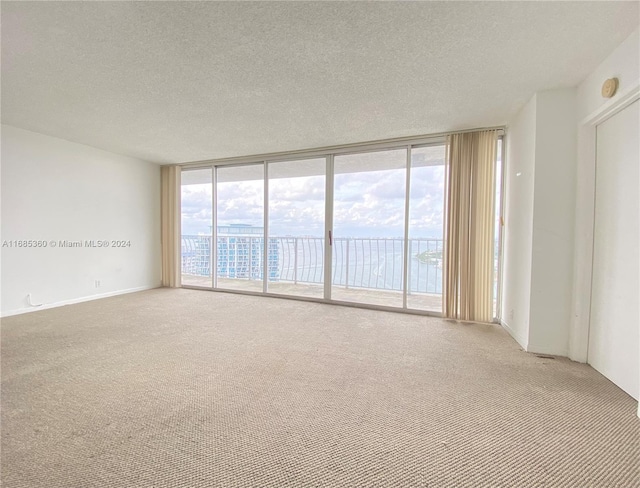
[1,288,638,487]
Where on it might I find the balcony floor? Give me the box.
[182,274,442,313]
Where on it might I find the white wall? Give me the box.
[569,27,639,415]
[528,89,576,355]
[570,27,640,362]
[576,28,639,122]
[502,27,639,361]
[501,95,537,349]
[501,89,577,356]
[1,125,161,316]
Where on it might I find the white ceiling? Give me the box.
[2,2,638,164]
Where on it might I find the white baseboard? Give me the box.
[500,320,570,357]
[1,285,160,318]
[525,342,569,358]
[500,319,529,350]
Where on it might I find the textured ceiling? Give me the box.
[2,2,638,164]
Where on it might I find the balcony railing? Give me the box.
[182,235,444,294]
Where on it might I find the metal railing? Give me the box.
[182,235,444,294]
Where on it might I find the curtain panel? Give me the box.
[161,165,181,287]
[443,130,498,322]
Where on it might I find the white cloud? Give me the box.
[181,166,445,238]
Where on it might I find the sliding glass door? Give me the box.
[181,168,213,288]
[267,158,326,298]
[332,149,407,307]
[494,139,504,318]
[216,164,265,292]
[407,145,446,313]
[178,135,503,320]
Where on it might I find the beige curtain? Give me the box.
[443,130,498,322]
[161,165,181,287]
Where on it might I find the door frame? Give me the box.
[569,80,640,363]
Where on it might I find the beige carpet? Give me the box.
[1,288,638,487]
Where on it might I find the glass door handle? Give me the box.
[329,230,332,246]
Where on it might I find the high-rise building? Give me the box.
[183,225,279,280]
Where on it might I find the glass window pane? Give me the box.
[494,139,503,319]
[216,164,265,293]
[332,149,406,308]
[407,145,445,312]
[267,158,326,298]
[181,168,213,288]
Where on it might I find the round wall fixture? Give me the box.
[601,78,619,98]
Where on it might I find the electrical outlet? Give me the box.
[95,280,101,288]
[509,309,514,321]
